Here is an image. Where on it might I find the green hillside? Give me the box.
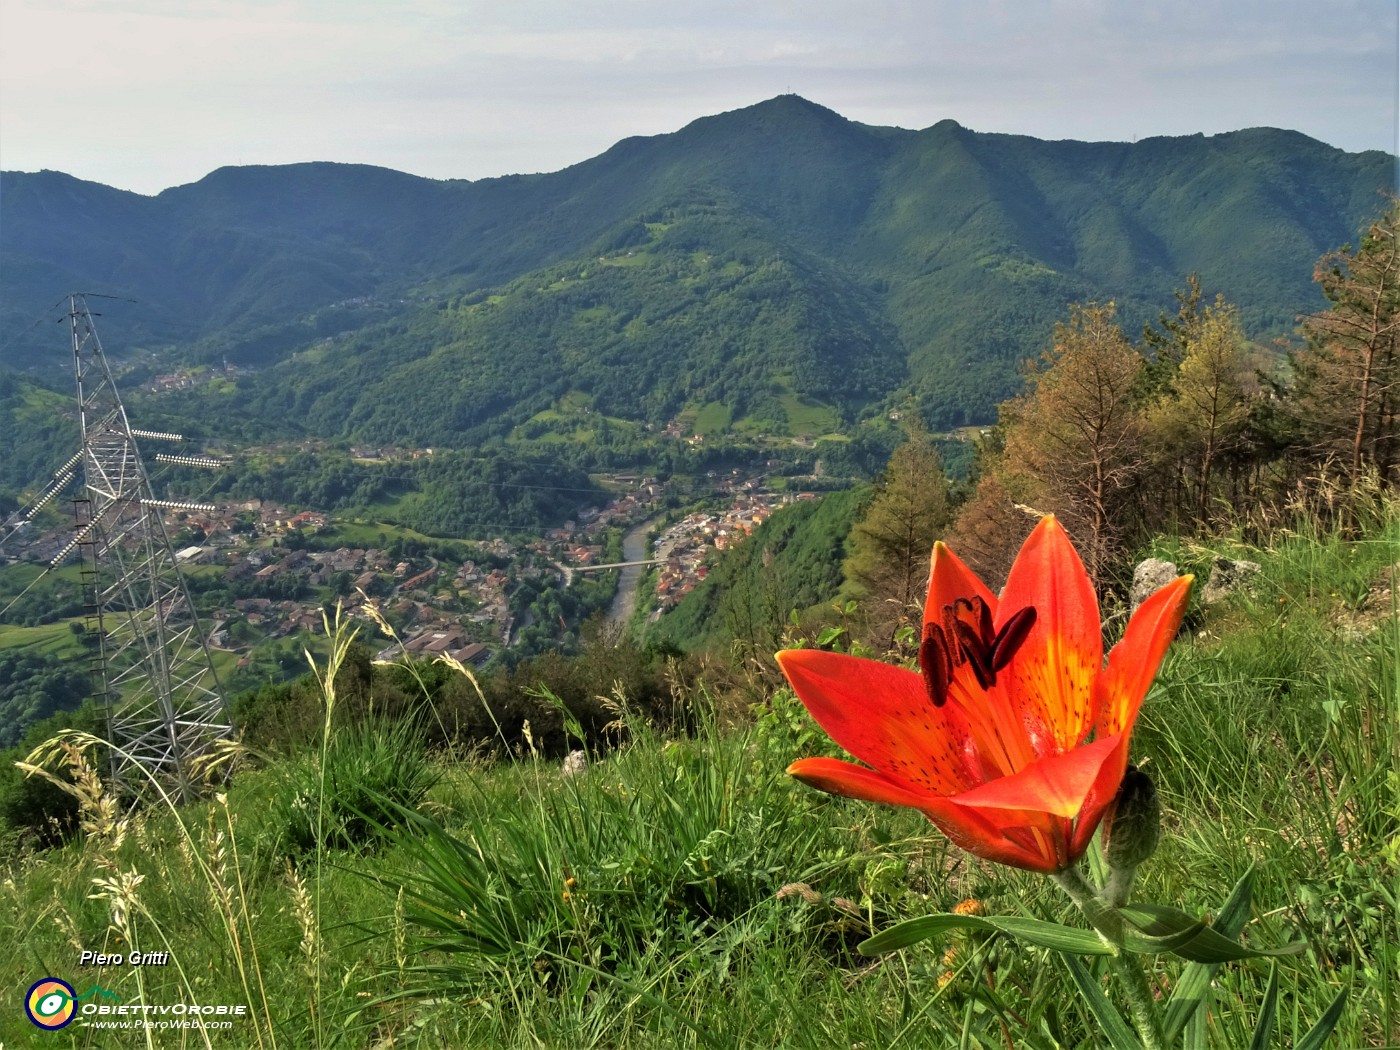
[2,96,1393,443]
[227,221,901,446]
[645,487,869,653]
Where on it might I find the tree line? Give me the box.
[844,201,1399,621]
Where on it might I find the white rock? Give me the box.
[1130,558,1180,612]
[560,750,589,778]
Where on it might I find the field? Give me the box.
[0,510,1396,1048]
[0,619,86,658]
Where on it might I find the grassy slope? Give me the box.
[1,506,1395,1047]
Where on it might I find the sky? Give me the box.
[1,0,1397,196]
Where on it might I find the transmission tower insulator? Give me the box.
[66,295,230,802]
[27,469,78,515]
[141,498,218,513]
[154,454,228,470]
[50,540,79,566]
[49,519,99,566]
[129,428,185,442]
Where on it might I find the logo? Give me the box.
[25,978,77,1029]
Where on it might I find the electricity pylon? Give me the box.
[56,294,230,801]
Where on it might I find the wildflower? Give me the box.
[779,517,1191,874]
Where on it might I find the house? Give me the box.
[225,559,256,581]
[451,642,492,668]
[401,567,438,591]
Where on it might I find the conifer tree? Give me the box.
[1293,201,1400,488]
[1144,299,1256,528]
[1140,273,1206,396]
[939,474,1033,589]
[1001,302,1144,579]
[842,421,951,644]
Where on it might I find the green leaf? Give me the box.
[1164,866,1255,1044]
[1060,954,1144,1050]
[1183,1007,1208,1050]
[1121,901,1306,962]
[1119,902,1204,936]
[859,913,1111,956]
[1121,918,1215,957]
[1085,831,1109,889]
[1295,986,1348,1050]
[1246,962,1279,1050]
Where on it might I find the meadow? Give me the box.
[1,503,1396,1049]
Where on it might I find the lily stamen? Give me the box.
[921,598,1038,704]
[990,607,1037,673]
[919,624,953,706]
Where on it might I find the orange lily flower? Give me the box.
[779,516,1191,874]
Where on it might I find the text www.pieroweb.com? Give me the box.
[86,1018,235,1031]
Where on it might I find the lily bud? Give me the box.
[1102,765,1161,872]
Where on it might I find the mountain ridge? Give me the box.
[1,95,1394,441]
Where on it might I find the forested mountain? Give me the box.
[2,95,1394,439]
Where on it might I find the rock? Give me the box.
[1130,558,1180,612]
[560,750,588,778]
[1201,558,1261,604]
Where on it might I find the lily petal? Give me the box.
[951,734,1121,818]
[777,649,980,795]
[1070,732,1133,859]
[926,540,998,630]
[1096,575,1193,738]
[923,806,1065,871]
[788,757,1054,870]
[787,757,939,808]
[998,516,1102,752]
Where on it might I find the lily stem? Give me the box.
[1054,867,1167,1050]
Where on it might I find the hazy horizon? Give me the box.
[11,94,1397,199]
[3,0,1396,196]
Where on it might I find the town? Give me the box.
[0,469,816,688]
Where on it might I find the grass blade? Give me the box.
[1295,985,1348,1050]
[1246,962,1279,1050]
[1164,865,1255,1042]
[1060,954,1144,1050]
[861,913,1111,956]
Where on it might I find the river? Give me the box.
[605,516,658,631]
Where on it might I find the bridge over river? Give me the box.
[600,518,662,629]
[574,558,662,572]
